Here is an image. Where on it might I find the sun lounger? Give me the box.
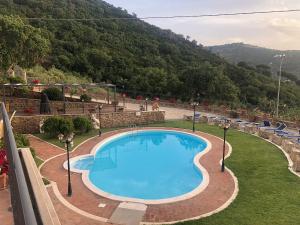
[258,120,271,128]
[265,123,287,133]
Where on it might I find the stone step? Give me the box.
[109,202,147,225]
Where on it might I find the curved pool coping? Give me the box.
[63,129,212,204]
[38,127,238,224]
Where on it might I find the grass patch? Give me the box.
[42,177,50,185]
[34,128,117,150]
[34,120,300,224]
[34,156,44,168]
[153,121,300,225]
[32,155,50,185]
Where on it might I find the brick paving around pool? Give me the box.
[30,128,237,224]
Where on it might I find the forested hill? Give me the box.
[208,43,300,78]
[1,0,300,110]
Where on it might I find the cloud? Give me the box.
[105,0,300,50]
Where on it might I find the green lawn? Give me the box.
[34,128,116,150]
[36,120,300,225]
[34,156,44,167]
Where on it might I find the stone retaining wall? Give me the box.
[4,97,119,115]
[12,111,165,134]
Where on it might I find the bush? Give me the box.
[13,87,30,98]
[42,117,74,137]
[14,133,30,147]
[8,76,25,84]
[42,87,63,101]
[80,94,91,102]
[59,118,74,136]
[73,117,93,134]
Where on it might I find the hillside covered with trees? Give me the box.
[1,0,300,113]
[208,43,300,78]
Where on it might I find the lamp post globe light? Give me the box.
[58,132,74,196]
[122,93,126,108]
[191,101,199,132]
[98,104,103,136]
[274,54,286,118]
[220,122,230,172]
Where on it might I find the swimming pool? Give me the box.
[67,130,211,203]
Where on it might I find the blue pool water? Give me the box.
[72,130,208,200]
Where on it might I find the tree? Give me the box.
[0,15,50,72]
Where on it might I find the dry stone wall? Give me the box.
[12,111,165,134]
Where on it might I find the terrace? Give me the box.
[1,89,300,225]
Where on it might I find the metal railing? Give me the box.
[1,102,38,225]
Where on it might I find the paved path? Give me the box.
[0,188,13,225]
[39,128,237,224]
[28,135,65,160]
[29,135,114,224]
[64,93,217,120]
[125,102,196,120]
[47,186,111,225]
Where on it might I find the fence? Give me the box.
[1,102,38,225]
[3,97,122,116]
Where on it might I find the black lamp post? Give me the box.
[220,122,230,172]
[58,132,74,196]
[191,102,199,132]
[98,104,103,136]
[145,98,149,111]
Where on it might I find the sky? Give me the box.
[105,0,300,50]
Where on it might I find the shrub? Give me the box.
[30,147,36,158]
[14,133,30,147]
[59,118,74,136]
[80,94,91,102]
[42,87,63,101]
[42,117,61,137]
[8,76,25,84]
[73,117,93,134]
[13,87,30,98]
[42,117,74,137]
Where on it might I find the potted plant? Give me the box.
[0,150,8,190]
[24,108,34,114]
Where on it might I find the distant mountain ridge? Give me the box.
[208,43,300,77]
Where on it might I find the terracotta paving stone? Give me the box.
[38,128,236,224]
[0,189,13,225]
[28,135,64,160]
[47,186,112,225]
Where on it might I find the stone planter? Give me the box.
[231,122,240,129]
[258,129,272,139]
[238,125,246,132]
[282,140,295,154]
[213,120,220,126]
[244,125,258,134]
[271,134,283,146]
[290,148,300,162]
[294,142,300,150]
[291,149,300,172]
[199,116,208,123]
